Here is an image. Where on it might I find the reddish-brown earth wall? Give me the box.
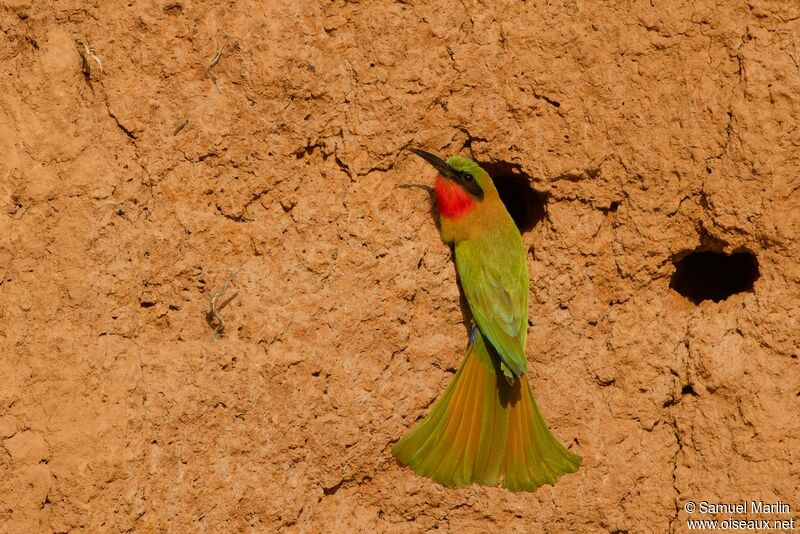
[1,1,799,532]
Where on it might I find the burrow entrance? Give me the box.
[670,249,759,304]
[480,161,546,233]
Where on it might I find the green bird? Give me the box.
[393,149,581,492]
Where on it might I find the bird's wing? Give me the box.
[455,239,528,379]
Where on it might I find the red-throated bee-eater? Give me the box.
[393,149,581,492]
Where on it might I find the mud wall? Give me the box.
[1,1,799,532]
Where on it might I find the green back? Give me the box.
[455,221,529,379]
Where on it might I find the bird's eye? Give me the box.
[462,173,473,182]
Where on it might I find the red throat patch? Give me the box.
[434,176,476,219]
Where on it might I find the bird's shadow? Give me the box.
[397,183,474,354]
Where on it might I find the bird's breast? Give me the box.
[434,176,475,220]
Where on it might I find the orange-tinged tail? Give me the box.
[393,331,581,491]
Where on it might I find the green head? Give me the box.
[408,149,496,201]
[408,148,501,220]
[446,155,498,199]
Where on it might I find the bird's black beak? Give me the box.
[408,148,457,180]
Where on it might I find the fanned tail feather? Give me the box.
[393,331,581,491]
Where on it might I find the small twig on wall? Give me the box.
[208,266,242,341]
[75,38,103,77]
[83,41,103,74]
[396,183,434,194]
[205,38,230,78]
[172,114,190,136]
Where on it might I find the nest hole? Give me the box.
[481,161,546,233]
[670,249,759,304]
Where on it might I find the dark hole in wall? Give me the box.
[670,250,759,304]
[681,384,699,396]
[480,161,546,233]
